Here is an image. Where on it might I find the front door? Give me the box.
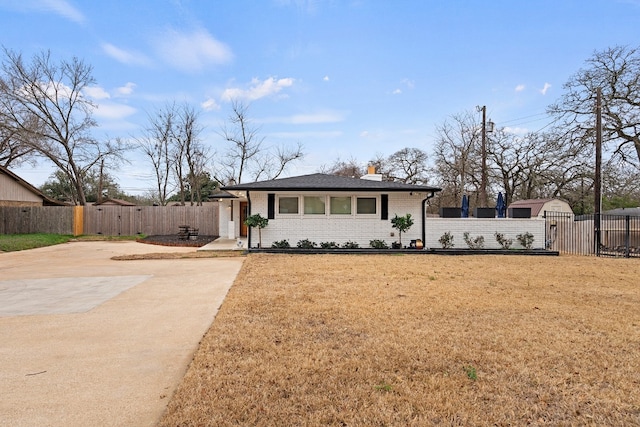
[240,202,248,237]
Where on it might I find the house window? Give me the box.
[304,196,325,214]
[279,197,299,214]
[357,197,376,214]
[330,196,351,214]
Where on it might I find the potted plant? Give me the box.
[390,213,414,248]
[244,213,268,248]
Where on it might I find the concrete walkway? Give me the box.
[0,241,244,427]
[198,237,247,251]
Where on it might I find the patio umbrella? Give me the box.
[461,195,469,218]
[496,192,506,218]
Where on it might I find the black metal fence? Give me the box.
[545,211,640,258]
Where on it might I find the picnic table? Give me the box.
[178,225,199,240]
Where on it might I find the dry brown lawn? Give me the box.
[160,254,640,426]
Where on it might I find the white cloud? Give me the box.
[515,84,526,92]
[153,27,233,73]
[540,82,552,95]
[93,102,137,120]
[392,89,402,95]
[102,43,152,67]
[260,110,346,125]
[360,131,370,137]
[116,82,136,96]
[83,86,110,100]
[401,78,415,89]
[323,75,330,81]
[39,0,84,23]
[201,98,220,111]
[269,130,343,139]
[288,112,344,124]
[221,77,294,102]
[504,126,529,135]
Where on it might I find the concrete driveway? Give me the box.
[0,241,244,427]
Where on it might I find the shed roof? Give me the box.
[222,173,441,193]
[508,198,559,217]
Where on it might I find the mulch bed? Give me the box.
[137,235,218,248]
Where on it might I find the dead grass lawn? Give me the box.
[160,254,640,426]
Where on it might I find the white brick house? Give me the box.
[220,172,441,248]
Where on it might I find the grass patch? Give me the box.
[73,234,144,241]
[160,254,640,426]
[0,233,72,252]
[0,233,144,252]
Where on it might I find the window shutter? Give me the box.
[267,194,275,219]
[381,194,388,220]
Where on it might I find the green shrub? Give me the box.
[320,241,340,249]
[438,231,454,249]
[516,232,535,249]
[271,239,290,248]
[342,241,360,249]
[494,232,513,249]
[296,239,317,249]
[369,239,389,249]
[463,232,485,249]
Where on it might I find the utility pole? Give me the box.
[476,105,493,207]
[594,88,602,255]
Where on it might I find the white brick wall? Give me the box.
[239,191,546,249]
[424,218,546,249]
[246,191,427,248]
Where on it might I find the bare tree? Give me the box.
[319,156,366,178]
[487,127,593,210]
[0,109,41,167]
[175,104,210,205]
[0,48,127,204]
[217,100,303,184]
[385,147,430,184]
[432,110,482,208]
[138,105,175,206]
[549,45,640,166]
[139,103,211,205]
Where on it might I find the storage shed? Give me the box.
[507,198,573,218]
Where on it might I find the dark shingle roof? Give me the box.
[222,173,441,193]
[603,207,640,216]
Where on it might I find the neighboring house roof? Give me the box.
[222,173,441,193]
[208,189,238,200]
[507,198,572,217]
[93,197,136,206]
[603,207,640,216]
[0,165,65,206]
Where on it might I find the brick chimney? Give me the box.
[361,165,382,181]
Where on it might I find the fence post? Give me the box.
[73,206,84,236]
[625,215,630,258]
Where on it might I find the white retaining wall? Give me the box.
[424,218,546,250]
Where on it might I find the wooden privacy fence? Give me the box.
[0,206,75,235]
[1,204,219,236]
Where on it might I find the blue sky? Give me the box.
[3,0,640,194]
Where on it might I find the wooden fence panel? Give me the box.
[83,205,219,236]
[0,206,74,234]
